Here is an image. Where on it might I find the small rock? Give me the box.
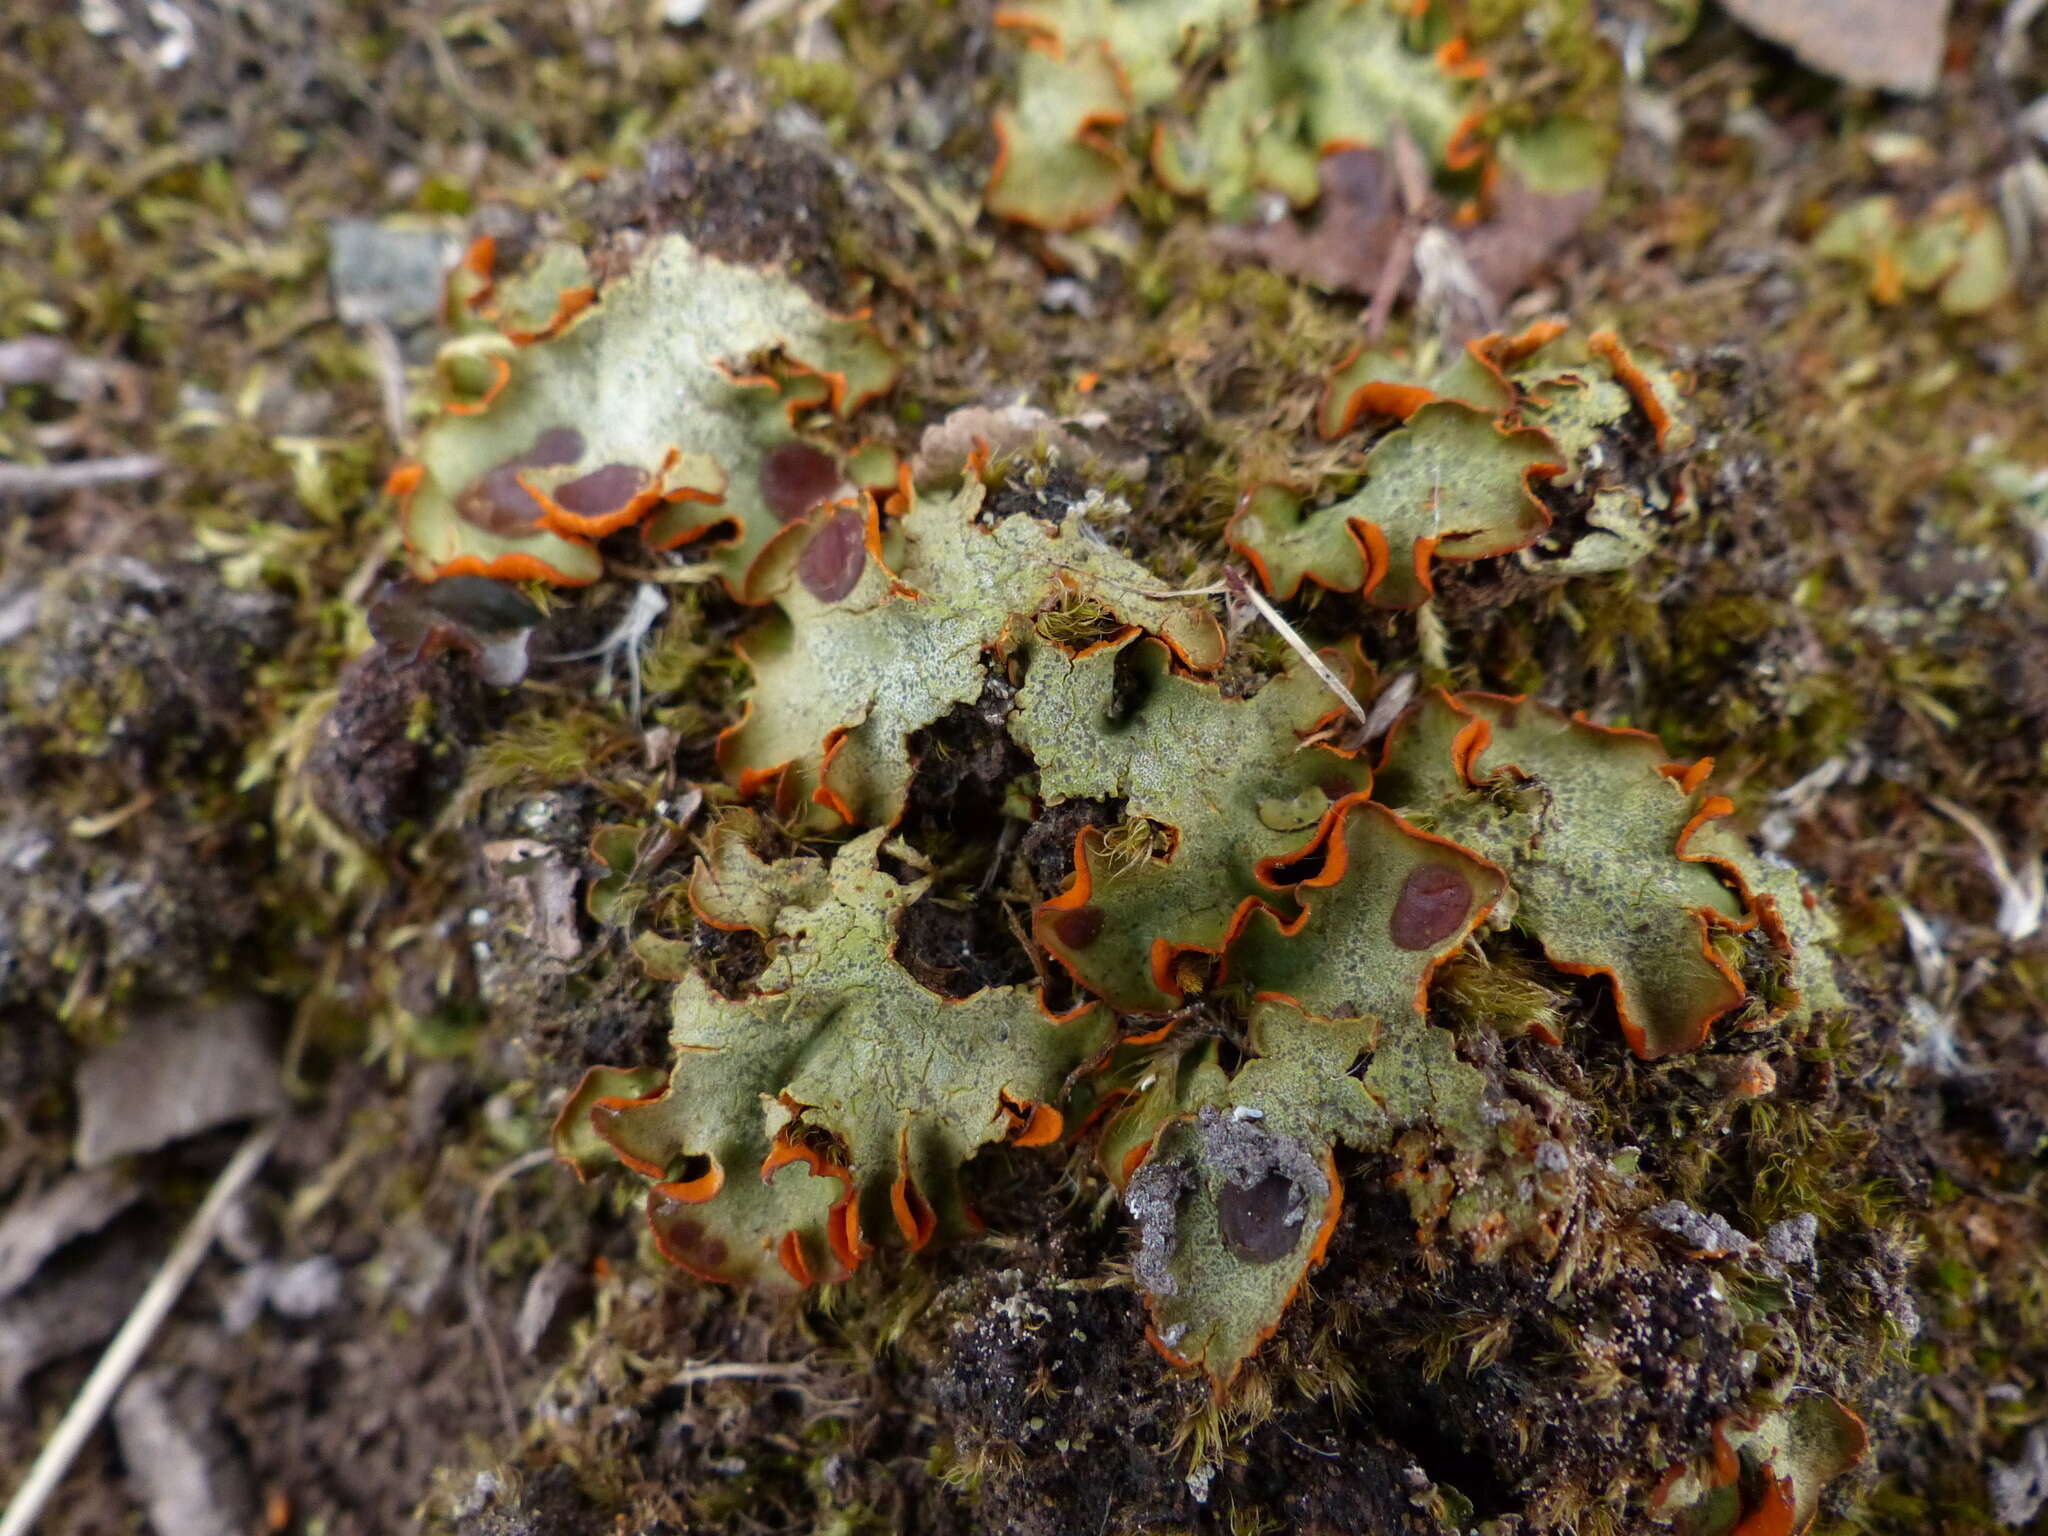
[112,1367,258,1536]
[75,998,286,1168]
[0,1231,153,1399]
[1644,1199,1755,1260]
[480,840,585,963]
[1991,1423,2048,1528]
[224,1255,345,1332]
[328,220,462,329]
[1762,1212,1821,1268]
[0,1169,138,1298]
[269,1256,345,1319]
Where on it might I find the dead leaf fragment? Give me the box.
[0,1170,139,1299]
[911,403,1098,483]
[1720,0,1951,96]
[1213,153,1599,340]
[74,998,287,1168]
[481,839,585,962]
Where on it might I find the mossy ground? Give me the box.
[3,2,2047,1532]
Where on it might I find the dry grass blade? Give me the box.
[1221,566,1367,727]
[0,1119,281,1536]
[0,456,166,497]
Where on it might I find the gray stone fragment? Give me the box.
[75,998,286,1167]
[327,219,462,329]
[0,1169,138,1298]
[112,1367,257,1536]
[1762,1212,1821,1268]
[0,1231,152,1399]
[1643,1199,1754,1259]
[269,1256,344,1319]
[1991,1423,2048,1528]
[219,1255,343,1335]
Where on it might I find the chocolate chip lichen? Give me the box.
[418,230,1877,1529]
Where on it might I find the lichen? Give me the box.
[505,387,1832,1408]
[986,0,1613,233]
[1230,323,1698,606]
[392,234,896,594]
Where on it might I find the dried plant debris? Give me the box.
[366,576,541,688]
[1213,134,1603,322]
[1231,324,1695,606]
[72,998,286,1167]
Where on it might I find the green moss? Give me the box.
[758,55,862,130]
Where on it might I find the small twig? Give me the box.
[1928,793,2046,943]
[0,456,165,497]
[462,1147,556,1445]
[1221,567,1367,726]
[977,819,1023,900]
[357,316,408,445]
[1003,902,1056,998]
[339,521,404,610]
[1121,579,1227,601]
[669,1360,815,1388]
[0,1120,281,1536]
[1364,224,1418,343]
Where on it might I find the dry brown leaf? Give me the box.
[1213,152,1598,341]
[1720,0,1951,95]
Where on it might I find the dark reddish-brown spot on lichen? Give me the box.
[1389,864,1473,951]
[529,428,584,465]
[1051,905,1105,950]
[1217,1172,1304,1264]
[456,427,587,535]
[797,508,866,602]
[555,462,648,518]
[761,442,842,522]
[1319,776,1360,801]
[649,1195,730,1268]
